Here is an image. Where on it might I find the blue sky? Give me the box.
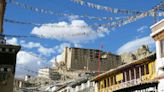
[3,0,163,77]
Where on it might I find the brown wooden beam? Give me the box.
[0,0,6,34]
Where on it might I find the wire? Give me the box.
[5,1,163,29]
[3,2,163,41]
[71,0,142,15]
[4,34,37,38]
[7,0,125,21]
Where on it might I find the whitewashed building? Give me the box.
[38,68,61,80]
[150,19,164,91]
[55,77,95,92]
[38,68,51,78]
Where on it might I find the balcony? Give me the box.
[108,74,155,91]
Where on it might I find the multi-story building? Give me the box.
[61,47,123,72]
[38,68,61,80]
[91,19,164,92]
[92,53,157,92]
[150,19,164,91]
[38,68,51,78]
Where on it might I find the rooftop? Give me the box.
[150,19,164,29]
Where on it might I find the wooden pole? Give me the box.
[0,0,6,34]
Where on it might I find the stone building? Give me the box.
[61,47,123,72]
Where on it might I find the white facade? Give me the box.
[150,19,164,91]
[45,85,59,92]
[38,68,52,78]
[57,80,95,92]
[24,75,31,81]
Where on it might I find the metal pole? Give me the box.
[98,44,103,75]
[87,56,88,71]
[98,49,101,75]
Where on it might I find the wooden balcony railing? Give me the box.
[98,73,156,92]
[100,74,155,92]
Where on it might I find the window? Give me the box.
[141,65,145,76]
[111,76,113,85]
[107,78,110,87]
[113,76,116,85]
[104,79,106,88]
[145,64,149,74]
[131,69,134,79]
[136,67,140,79]
[123,72,126,82]
[98,82,100,89]
[126,70,130,81]
[0,73,8,81]
[161,40,164,57]
[109,77,112,86]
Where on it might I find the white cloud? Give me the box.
[15,51,50,78]
[137,26,148,33]
[68,15,79,20]
[21,41,56,56]
[56,54,63,63]
[17,51,42,66]
[117,36,155,54]
[21,41,71,56]
[10,39,55,78]
[74,43,82,47]
[50,54,63,68]
[49,57,57,67]
[49,43,72,67]
[21,41,41,49]
[55,43,71,53]
[38,46,55,56]
[6,37,18,45]
[31,20,108,43]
